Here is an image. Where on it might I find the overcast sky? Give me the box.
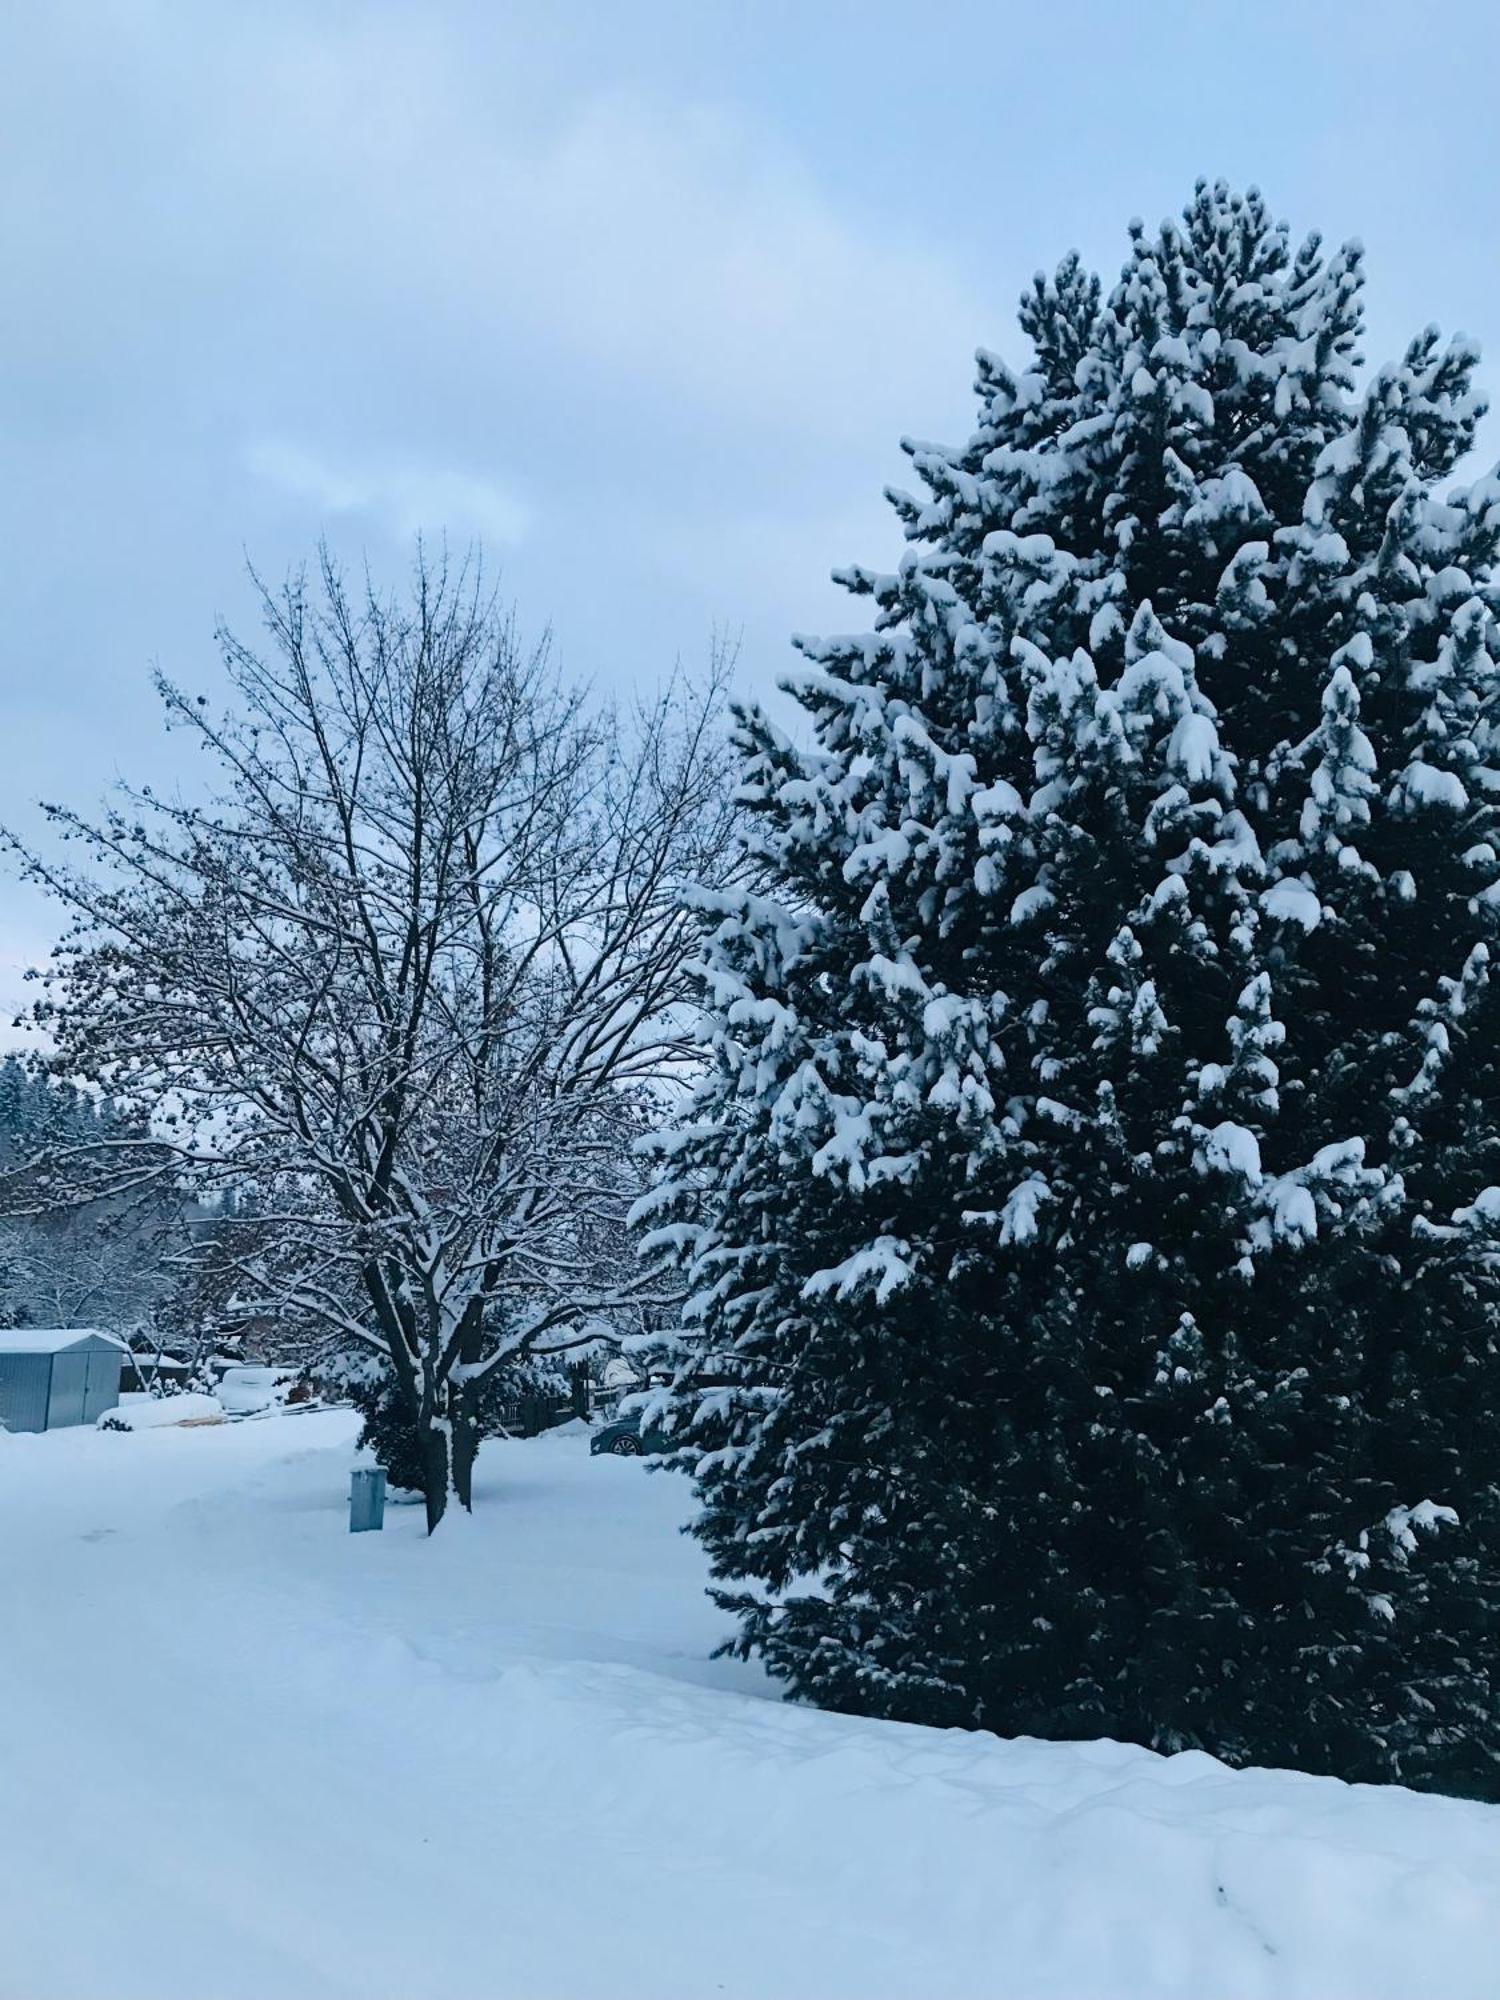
[4,0,1500,1019]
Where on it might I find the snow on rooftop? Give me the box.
[0,1327,127,1354]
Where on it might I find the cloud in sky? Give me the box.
[316,86,987,451]
[2,6,989,464]
[4,0,1500,995]
[245,440,531,549]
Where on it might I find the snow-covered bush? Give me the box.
[349,1355,573,1493]
[348,1372,428,1494]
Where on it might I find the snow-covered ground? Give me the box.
[2,1414,1497,2000]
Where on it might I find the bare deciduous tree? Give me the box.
[3,549,736,1527]
[0,1207,166,1334]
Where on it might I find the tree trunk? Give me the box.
[450,1400,479,1512]
[415,1372,477,1534]
[418,1415,451,1535]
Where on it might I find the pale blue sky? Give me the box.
[4,0,1499,1011]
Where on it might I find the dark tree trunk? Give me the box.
[384,1291,489,1533]
[450,1402,479,1513]
[414,1370,477,1534]
[419,1417,451,1535]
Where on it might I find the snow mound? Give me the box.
[97,1391,226,1430]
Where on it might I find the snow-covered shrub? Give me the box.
[349,1373,428,1494]
[350,1356,573,1493]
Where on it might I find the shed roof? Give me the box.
[0,1328,127,1355]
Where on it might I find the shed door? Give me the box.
[47,1352,89,1428]
[0,1355,52,1433]
[82,1349,122,1423]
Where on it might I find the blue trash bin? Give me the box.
[349,1466,387,1532]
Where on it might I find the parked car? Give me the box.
[589,1409,673,1457]
[215,1364,298,1417]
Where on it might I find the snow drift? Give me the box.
[0,1412,1495,1999]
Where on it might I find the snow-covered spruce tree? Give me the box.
[641,184,1500,1796]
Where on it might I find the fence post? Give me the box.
[350,1466,387,1532]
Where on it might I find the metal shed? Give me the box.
[0,1328,125,1432]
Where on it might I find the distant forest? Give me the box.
[0,1056,172,1334]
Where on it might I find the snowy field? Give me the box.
[3,1415,1498,2000]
